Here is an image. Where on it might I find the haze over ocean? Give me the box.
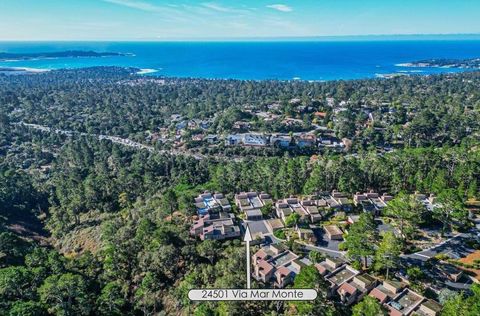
[1,40,480,80]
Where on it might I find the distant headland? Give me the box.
[397,57,480,69]
[0,50,130,61]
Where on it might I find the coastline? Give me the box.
[0,50,130,62]
[0,66,50,73]
[136,68,159,75]
[0,64,475,81]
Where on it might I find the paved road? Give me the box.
[402,233,475,262]
[15,122,206,160]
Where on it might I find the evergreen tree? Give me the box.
[344,213,378,268]
[374,231,402,279]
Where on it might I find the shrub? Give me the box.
[273,229,286,240]
[434,253,450,261]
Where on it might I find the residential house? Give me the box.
[267,103,281,111]
[337,274,377,306]
[330,190,353,212]
[315,257,345,276]
[369,279,406,304]
[282,118,303,127]
[233,121,251,131]
[275,197,309,223]
[325,265,360,296]
[254,111,280,122]
[266,218,285,233]
[235,192,273,221]
[254,259,275,283]
[187,119,199,129]
[270,134,293,148]
[274,266,295,288]
[318,136,345,150]
[295,225,316,243]
[317,190,352,211]
[243,133,269,147]
[176,121,187,130]
[274,258,308,289]
[191,193,238,241]
[244,221,271,244]
[413,192,438,212]
[300,197,323,223]
[276,201,293,222]
[324,225,344,240]
[190,213,240,241]
[252,244,302,288]
[437,264,464,283]
[295,134,317,148]
[413,300,442,316]
[194,192,231,216]
[199,119,212,130]
[326,97,335,107]
[226,134,244,146]
[192,134,204,141]
[287,197,309,219]
[354,191,393,216]
[289,98,302,104]
[245,209,263,221]
[387,289,425,316]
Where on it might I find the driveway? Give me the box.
[299,227,347,258]
[312,227,343,251]
[303,244,346,258]
[402,233,475,262]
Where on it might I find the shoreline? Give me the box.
[0,51,131,62]
[0,64,476,81]
[136,68,159,75]
[0,66,51,73]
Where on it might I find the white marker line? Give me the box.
[244,225,253,289]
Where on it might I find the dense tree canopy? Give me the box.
[1,68,479,315]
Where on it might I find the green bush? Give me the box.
[273,229,286,240]
[434,253,450,261]
[407,267,424,281]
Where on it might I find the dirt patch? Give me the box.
[458,250,480,280]
[55,225,103,256]
[459,250,480,264]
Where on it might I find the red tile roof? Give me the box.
[315,263,327,275]
[369,288,388,303]
[257,260,274,275]
[254,249,269,261]
[314,112,327,118]
[275,266,292,278]
[338,282,357,296]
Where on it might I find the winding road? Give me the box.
[13,122,206,160]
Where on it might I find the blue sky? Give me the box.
[1,0,480,40]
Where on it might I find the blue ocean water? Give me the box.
[1,41,480,80]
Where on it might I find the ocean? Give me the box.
[1,41,480,81]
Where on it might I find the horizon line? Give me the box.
[1,33,480,42]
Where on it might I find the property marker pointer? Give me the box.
[244,225,253,289]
